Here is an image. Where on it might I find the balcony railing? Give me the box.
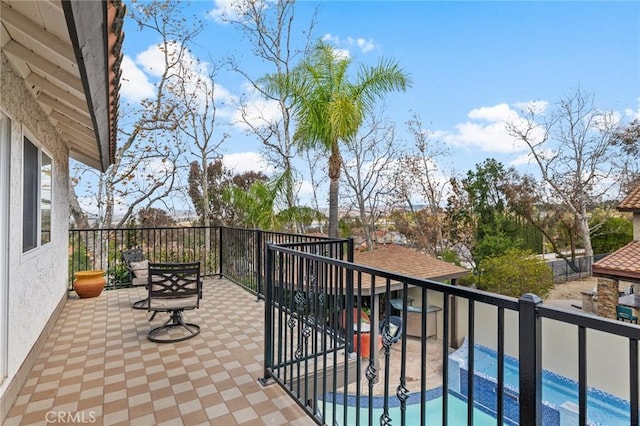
[68,226,640,425]
[69,226,220,288]
[261,239,640,426]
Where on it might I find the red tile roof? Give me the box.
[353,244,468,282]
[592,241,640,281]
[617,185,640,212]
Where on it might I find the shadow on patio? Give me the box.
[5,278,314,425]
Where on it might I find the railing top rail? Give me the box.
[268,242,519,310]
[274,238,351,248]
[539,305,640,339]
[259,229,343,241]
[70,225,217,232]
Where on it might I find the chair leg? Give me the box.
[148,310,200,343]
[132,297,149,310]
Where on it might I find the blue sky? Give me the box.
[116,0,640,211]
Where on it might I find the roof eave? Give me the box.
[62,0,122,172]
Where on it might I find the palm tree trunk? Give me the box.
[328,142,342,238]
[328,177,339,237]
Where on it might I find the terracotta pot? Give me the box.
[74,270,106,298]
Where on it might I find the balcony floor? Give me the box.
[5,278,314,426]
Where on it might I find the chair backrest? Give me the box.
[148,262,201,311]
[379,315,403,344]
[617,305,635,321]
[121,247,144,265]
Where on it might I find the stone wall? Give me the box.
[596,277,618,320]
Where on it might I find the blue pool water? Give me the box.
[449,341,632,425]
[322,391,498,426]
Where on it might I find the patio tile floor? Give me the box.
[4,278,314,426]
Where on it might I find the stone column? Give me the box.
[596,277,618,320]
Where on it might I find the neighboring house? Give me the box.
[0,0,123,421]
[353,244,468,346]
[593,184,640,319]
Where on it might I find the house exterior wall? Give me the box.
[0,53,70,399]
[464,301,630,400]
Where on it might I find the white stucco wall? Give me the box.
[461,301,634,401]
[0,53,70,397]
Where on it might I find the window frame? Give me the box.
[22,133,53,254]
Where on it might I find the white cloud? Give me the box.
[135,44,167,78]
[322,33,340,44]
[322,32,378,55]
[230,83,281,130]
[126,42,236,119]
[509,152,533,167]
[355,37,376,53]
[209,0,270,24]
[223,152,274,175]
[625,97,640,120]
[120,55,155,102]
[295,180,315,205]
[514,100,549,115]
[208,0,242,24]
[440,102,549,153]
[468,103,519,122]
[78,196,128,218]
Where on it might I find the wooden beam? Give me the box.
[0,3,76,64]
[37,93,93,128]
[49,110,95,140]
[2,40,83,93]
[26,72,87,112]
[57,125,97,150]
[68,148,101,170]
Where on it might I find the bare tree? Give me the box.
[391,113,451,255]
[222,0,317,210]
[174,64,229,229]
[71,1,201,228]
[507,89,623,258]
[341,112,401,250]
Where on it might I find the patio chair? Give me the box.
[147,262,202,343]
[121,247,150,310]
[379,315,403,345]
[616,305,638,324]
[343,308,383,358]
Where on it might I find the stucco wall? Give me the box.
[462,301,633,401]
[0,53,69,396]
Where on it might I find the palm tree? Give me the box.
[289,42,410,237]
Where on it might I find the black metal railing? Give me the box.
[68,226,344,292]
[261,242,640,426]
[68,226,220,289]
[220,227,349,296]
[67,226,640,425]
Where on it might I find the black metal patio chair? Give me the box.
[121,247,150,310]
[147,262,202,343]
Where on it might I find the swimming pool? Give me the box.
[321,390,498,426]
[448,340,632,425]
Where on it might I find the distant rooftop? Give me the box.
[617,185,640,212]
[353,244,467,282]
[592,240,640,282]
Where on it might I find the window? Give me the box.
[22,136,52,252]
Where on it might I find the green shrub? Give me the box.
[456,273,477,287]
[477,249,553,298]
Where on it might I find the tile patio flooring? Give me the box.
[4,278,315,426]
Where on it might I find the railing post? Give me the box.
[346,238,354,353]
[256,230,263,300]
[519,293,543,426]
[259,243,274,386]
[218,226,223,277]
